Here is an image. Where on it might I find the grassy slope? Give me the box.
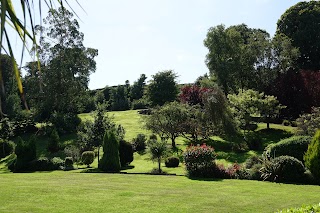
[0,172,320,213]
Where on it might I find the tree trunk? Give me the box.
[171,137,176,148]
[97,146,100,163]
[158,158,161,173]
[267,122,270,129]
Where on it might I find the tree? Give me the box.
[98,129,121,172]
[146,70,179,106]
[144,102,189,148]
[148,138,168,173]
[259,95,285,129]
[130,74,147,101]
[110,85,130,111]
[276,1,320,70]
[304,130,320,180]
[179,85,209,106]
[34,8,98,122]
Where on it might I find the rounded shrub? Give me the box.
[132,133,146,152]
[81,151,95,167]
[0,140,15,159]
[51,157,64,170]
[119,140,133,167]
[64,157,74,169]
[14,136,37,172]
[265,136,311,162]
[184,144,216,177]
[304,130,320,180]
[29,157,53,171]
[261,155,305,183]
[165,156,180,167]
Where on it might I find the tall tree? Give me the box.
[130,74,147,101]
[276,1,320,70]
[146,70,179,106]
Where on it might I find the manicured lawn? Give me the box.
[0,172,319,213]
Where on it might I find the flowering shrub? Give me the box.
[184,144,216,177]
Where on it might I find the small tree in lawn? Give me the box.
[81,151,95,168]
[98,129,121,172]
[148,138,168,173]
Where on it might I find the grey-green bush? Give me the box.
[265,136,311,162]
[98,130,121,172]
[81,151,95,167]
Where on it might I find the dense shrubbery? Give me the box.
[99,130,121,172]
[165,156,180,167]
[275,203,320,213]
[13,136,37,172]
[260,155,305,183]
[81,151,95,167]
[49,112,81,134]
[304,130,320,180]
[131,99,149,110]
[265,136,311,162]
[119,140,133,167]
[132,134,147,152]
[47,128,60,153]
[64,157,74,170]
[296,107,320,136]
[184,144,216,177]
[0,140,15,159]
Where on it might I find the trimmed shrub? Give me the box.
[245,155,263,169]
[184,144,216,177]
[119,140,133,167]
[265,136,311,162]
[296,107,320,136]
[29,157,52,171]
[81,151,95,167]
[0,140,15,159]
[14,136,37,172]
[165,156,180,167]
[64,157,74,170]
[51,157,64,170]
[304,130,320,180]
[132,133,146,152]
[47,128,60,153]
[99,130,121,172]
[260,155,305,183]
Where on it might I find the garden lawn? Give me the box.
[0,172,320,213]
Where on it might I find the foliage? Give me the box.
[47,128,60,153]
[179,85,209,106]
[0,140,15,159]
[110,85,130,111]
[260,155,305,183]
[131,99,149,110]
[304,130,320,180]
[99,130,121,172]
[165,156,180,168]
[13,136,37,172]
[81,151,95,167]
[119,140,133,167]
[146,70,179,106]
[29,157,63,171]
[296,107,320,137]
[132,134,147,152]
[265,136,311,162]
[49,112,81,134]
[147,139,168,173]
[184,144,216,177]
[277,1,320,70]
[275,203,320,213]
[130,74,147,101]
[64,145,81,165]
[64,157,74,170]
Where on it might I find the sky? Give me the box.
[11,0,303,90]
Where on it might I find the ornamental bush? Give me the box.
[165,156,180,167]
[47,128,60,153]
[132,133,146,152]
[304,130,320,180]
[14,136,37,172]
[99,130,121,172]
[119,140,133,167]
[64,157,74,170]
[184,144,216,177]
[81,151,95,167]
[265,136,311,162]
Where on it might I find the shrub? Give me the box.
[247,163,263,180]
[50,112,81,134]
[265,136,311,162]
[47,128,60,153]
[132,133,146,152]
[184,144,216,177]
[0,140,15,159]
[131,99,149,110]
[245,155,263,169]
[64,145,80,165]
[275,203,320,213]
[245,133,262,150]
[99,130,121,172]
[119,140,133,167]
[51,157,64,170]
[64,157,74,170]
[29,157,52,171]
[304,130,320,180]
[260,155,305,183]
[296,107,320,136]
[14,136,37,172]
[165,156,180,167]
[282,120,290,126]
[81,151,95,167]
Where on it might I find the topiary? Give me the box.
[260,155,305,183]
[119,140,133,167]
[29,157,52,171]
[165,156,180,167]
[81,151,95,167]
[64,157,74,170]
[47,128,60,153]
[51,157,64,170]
[98,130,121,172]
[304,130,320,180]
[265,136,311,162]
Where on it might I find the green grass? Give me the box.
[0,172,319,213]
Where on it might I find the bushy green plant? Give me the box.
[13,136,37,172]
[265,136,311,162]
[304,130,320,180]
[29,157,51,171]
[165,156,180,167]
[51,157,64,170]
[0,140,15,159]
[184,144,216,177]
[99,130,121,172]
[132,133,146,152]
[245,155,263,169]
[64,145,80,165]
[275,203,320,213]
[245,132,262,150]
[119,140,133,167]
[296,107,320,136]
[148,139,168,173]
[260,155,305,183]
[64,157,74,170]
[132,99,149,110]
[47,128,60,153]
[81,151,95,167]
[50,112,81,134]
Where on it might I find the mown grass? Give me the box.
[0,172,319,213]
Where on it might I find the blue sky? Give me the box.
[12,0,302,89]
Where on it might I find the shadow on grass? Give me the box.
[257,128,293,147]
[216,151,258,164]
[188,176,224,182]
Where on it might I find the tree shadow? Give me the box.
[257,128,293,147]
